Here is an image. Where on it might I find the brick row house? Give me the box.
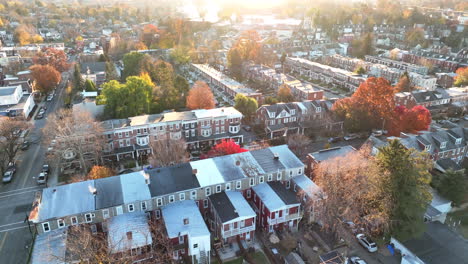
[285,57,366,92]
[101,107,243,161]
[256,101,343,139]
[401,51,463,72]
[243,63,324,101]
[394,89,450,112]
[367,127,468,164]
[30,145,321,264]
[191,64,263,105]
[365,55,429,75]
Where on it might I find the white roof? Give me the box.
[193,107,242,119]
[292,175,322,200]
[252,183,287,211]
[31,229,67,264]
[270,145,304,169]
[37,180,96,222]
[162,200,210,239]
[120,171,152,203]
[225,191,256,219]
[190,159,226,187]
[107,212,152,253]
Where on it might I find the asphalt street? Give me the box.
[0,69,69,264]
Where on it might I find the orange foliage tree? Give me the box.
[87,166,115,180]
[333,77,395,132]
[186,81,215,110]
[33,48,71,72]
[30,64,61,94]
[389,105,431,136]
[454,67,468,87]
[140,24,160,47]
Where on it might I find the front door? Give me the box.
[246,231,251,240]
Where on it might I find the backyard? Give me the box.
[447,207,468,239]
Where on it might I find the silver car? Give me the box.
[3,170,14,183]
[356,234,378,253]
[37,172,47,185]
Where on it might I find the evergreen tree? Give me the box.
[73,64,84,91]
[432,170,467,206]
[84,79,96,91]
[375,140,432,241]
[227,48,243,81]
[105,62,119,81]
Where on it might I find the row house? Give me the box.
[436,72,456,88]
[365,55,429,75]
[408,72,437,90]
[325,54,369,72]
[292,175,323,224]
[368,127,468,163]
[209,191,256,245]
[445,87,468,111]
[251,181,302,233]
[191,64,263,105]
[285,57,366,92]
[30,145,314,263]
[394,89,450,111]
[401,51,463,72]
[243,63,324,101]
[162,200,211,263]
[101,107,243,161]
[256,101,343,139]
[264,40,330,52]
[367,64,402,84]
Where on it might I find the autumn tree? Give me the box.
[333,77,395,132]
[140,24,160,48]
[203,139,248,158]
[394,72,412,93]
[227,30,263,81]
[30,64,61,94]
[287,134,311,161]
[405,28,425,48]
[234,94,258,120]
[14,24,42,46]
[351,33,374,58]
[33,48,70,72]
[87,165,115,180]
[148,136,190,167]
[133,41,148,50]
[277,84,294,103]
[43,109,105,176]
[170,45,191,65]
[454,67,468,87]
[375,140,432,241]
[389,105,431,136]
[186,81,215,110]
[0,117,32,175]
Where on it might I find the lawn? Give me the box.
[223,257,243,264]
[447,208,468,239]
[221,251,270,264]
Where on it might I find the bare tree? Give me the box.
[286,133,311,161]
[313,147,390,238]
[43,109,104,177]
[0,117,32,174]
[148,137,189,167]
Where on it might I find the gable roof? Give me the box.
[161,200,210,239]
[209,191,256,223]
[252,182,299,211]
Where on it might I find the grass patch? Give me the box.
[448,208,468,239]
[250,251,270,263]
[223,257,243,264]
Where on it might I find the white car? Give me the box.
[356,234,377,253]
[348,256,367,264]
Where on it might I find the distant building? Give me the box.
[0,85,35,117]
[80,62,106,87]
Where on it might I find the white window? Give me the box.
[205,187,211,196]
[268,174,272,181]
[71,216,78,225]
[190,191,197,199]
[118,132,122,138]
[249,178,255,186]
[277,173,282,181]
[119,140,124,148]
[191,130,195,137]
[126,139,131,146]
[236,181,242,189]
[441,141,447,149]
[103,209,110,219]
[157,198,163,206]
[286,181,291,189]
[298,168,302,175]
[221,126,225,133]
[225,183,231,191]
[125,131,129,137]
[194,243,198,249]
[179,235,184,244]
[85,213,92,223]
[216,185,222,193]
[169,195,175,203]
[221,119,225,125]
[128,204,134,212]
[156,210,161,219]
[141,201,147,211]
[291,109,295,115]
[289,170,293,177]
[247,189,251,198]
[42,222,50,232]
[203,199,209,208]
[240,220,245,228]
[216,127,219,134]
[185,131,189,138]
[57,219,65,228]
[259,176,264,183]
[176,124,179,129]
[179,192,186,201]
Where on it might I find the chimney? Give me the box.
[126,231,132,240]
[183,218,189,225]
[192,169,197,175]
[235,160,241,166]
[144,172,150,185]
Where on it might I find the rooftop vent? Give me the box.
[126,231,132,240]
[88,185,97,196]
[235,160,241,166]
[273,153,279,160]
[144,172,150,185]
[183,218,189,225]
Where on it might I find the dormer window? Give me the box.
[316,107,321,112]
[425,145,431,151]
[440,141,446,149]
[456,138,462,145]
[291,109,295,115]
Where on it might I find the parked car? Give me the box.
[3,170,14,183]
[46,94,53,101]
[328,137,342,143]
[371,130,383,137]
[356,234,378,253]
[37,172,47,185]
[464,115,468,121]
[42,164,49,174]
[20,141,30,150]
[348,256,368,264]
[344,134,358,141]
